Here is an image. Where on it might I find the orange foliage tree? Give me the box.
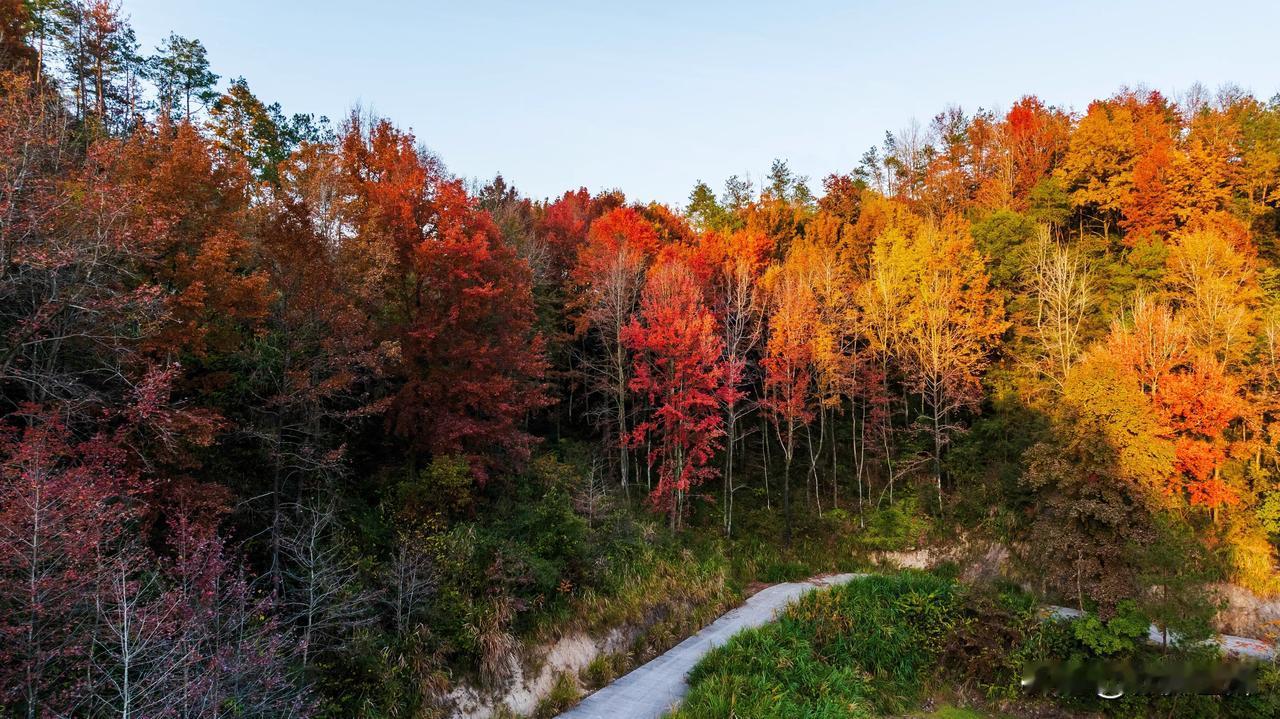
[762,257,817,546]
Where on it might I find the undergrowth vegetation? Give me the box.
[323,438,910,715]
[671,574,960,718]
[671,573,1280,719]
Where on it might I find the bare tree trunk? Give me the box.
[882,420,895,507]
[723,414,734,537]
[806,405,823,515]
[853,396,866,527]
[36,29,44,87]
[644,435,651,495]
[617,359,629,499]
[782,450,792,547]
[672,446,684,532]
[761,415,771,510]
[830,408,838,509]
[934,407,943,514]
[76,24,86,120]
[95,63,104,121]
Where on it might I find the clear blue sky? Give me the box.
[124,0,1279,206]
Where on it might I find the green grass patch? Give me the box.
[669,573,960,719]
[919,707,991,719]
[532,671,581,719]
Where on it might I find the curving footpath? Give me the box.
[558,573,1277,719]
[1042,605,1276,661]
[556,573,864,719]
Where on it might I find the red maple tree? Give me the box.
[623,261,734,530]
[336,117,550,473]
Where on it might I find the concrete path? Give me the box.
[1043,605,1276,661]
[557,573,864,719]
[557,577,1277,719]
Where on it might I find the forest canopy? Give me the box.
[2,1,1280,717]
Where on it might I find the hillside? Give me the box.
[2,2,1280,717]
